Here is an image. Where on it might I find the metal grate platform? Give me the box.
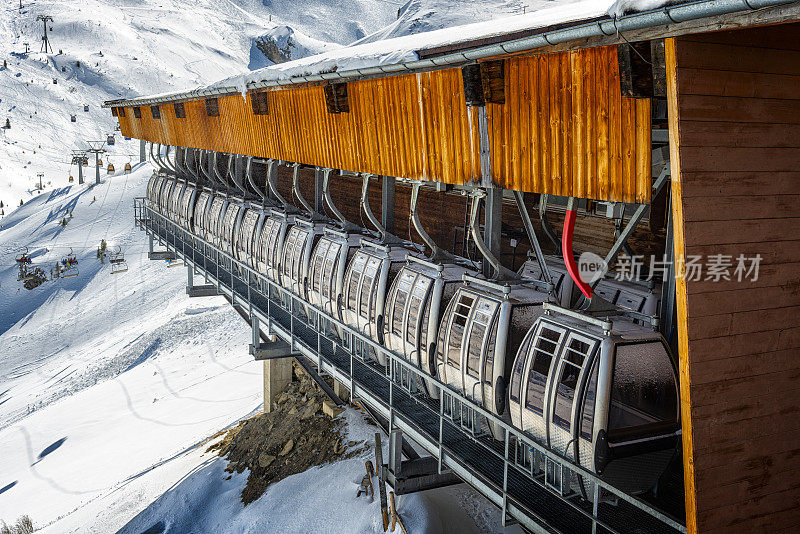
[135,198,686,534]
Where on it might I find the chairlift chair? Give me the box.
[69,175,74,182]
[106,134,115,146]
[59,248,79,278]
[106,163,115,174]
[84,104,89,112]
[98,158,103,167]
[109,246,128,274]
[70,115,76,123]
[123,162,132,174]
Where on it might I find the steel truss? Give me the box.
[134,196,686,534]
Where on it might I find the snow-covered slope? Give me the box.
[0,168,516,533]
[0,0,397,217]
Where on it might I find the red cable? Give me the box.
[562,209,592,299]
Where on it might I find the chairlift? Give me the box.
[106,134,115,146]
[107,163,115,174]
[97,158,103,167]
[82,156,88,166]
[508,305,680,499]
[69,175,74,182]
[109,246,128,274]
[59,247,79,278]
[16,247,34,281]
[123,162,132,174]
[84,104,89,112]
[70,115,76,123]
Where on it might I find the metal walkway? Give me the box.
[135,199,686,534]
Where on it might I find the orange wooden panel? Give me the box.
[110,45,650,202]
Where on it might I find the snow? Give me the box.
[0,0,398,218]
[202,0,618,90]
[0,147,518,534]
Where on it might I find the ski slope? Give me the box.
[0,168,518,532]
[0,0,397,216]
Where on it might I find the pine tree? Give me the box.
[20,199,24,206]
[1,201,4,208]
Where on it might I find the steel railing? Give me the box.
[134,196,686,534]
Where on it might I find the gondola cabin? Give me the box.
[178,183,197,229]
[519,257,573,308]
[235,204,268,269]
[167,179,186,223]
[218,197,245,257]
[384,256,476,397]
[124,162,132,174]
[192,190,213,236]
[106,135,115,146]
[146,174,161,209]
[593,278,660,318]
[508,306,680,497]
[279,218,326,300]
[436,276,550,439]
[307,227,362,318]
[255,211,294,283]
[204,195,229,247]
[341,241,407,364]
[520,256,661,317]
[157,177,175,216]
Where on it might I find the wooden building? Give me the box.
[106,1,800,532]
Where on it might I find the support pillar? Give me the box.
[381,175,395,234]
[333,379,350,402]
[139,139,146,163]
[78,161,84,185]
[263,358,292,413]
[314,167,325,214]
[483,186,503,278]
[95,151,101,185]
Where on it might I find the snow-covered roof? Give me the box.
[106,0,791,106]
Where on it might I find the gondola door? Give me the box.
[546,331,598,463]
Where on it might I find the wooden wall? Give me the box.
[667,23,800,534]
[115,45,651,203]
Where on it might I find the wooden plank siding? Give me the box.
[667,23,800,534]
[114,45,651,203]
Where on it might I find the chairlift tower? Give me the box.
[37,15,53,54]
[71,150,87,184]
[86,141,107,185]
[36,172,44,191]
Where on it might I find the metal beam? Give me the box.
[381,175,395,234]
[483,186,503,278]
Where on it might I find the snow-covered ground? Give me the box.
[0,169,519,532]
[0,0,397,215]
